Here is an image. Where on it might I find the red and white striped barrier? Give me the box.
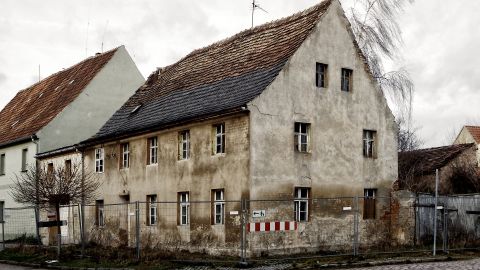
[248,221,297,232]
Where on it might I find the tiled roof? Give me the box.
[398,143,476,179]
[0,48,118,147]
[465,126,480,144]
[89,0,332,142]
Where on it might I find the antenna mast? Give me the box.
[101,20,109,53]
[251,0,268,28]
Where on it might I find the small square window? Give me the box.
[363,130,377,158]
[178,131,190,160]
[316,63,328,88]
[294,122,311,153]
[294,187,310,222]
[341,68,353,92]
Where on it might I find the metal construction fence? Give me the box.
[1,193,480,262]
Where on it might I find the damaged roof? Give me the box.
[88,0,333,143]
[0,47,119,147]
[398,143,476,180]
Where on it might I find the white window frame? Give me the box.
[0,153,5,176]
[148,137,158,165]
[363,130,376,158]
[147,194,157,226]
[179,131,190,160]
[213,189,225,225]
[294,122,310,153]
[179,192,190,225]
[294,188,309,222]
[213,124,225,155]
[122,143,130,168]
[95,148,104,173]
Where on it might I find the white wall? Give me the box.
[0,141,36,207]
[37,46,145,153]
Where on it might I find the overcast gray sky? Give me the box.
[0,0,479,147]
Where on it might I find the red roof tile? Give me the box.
[0,48,118,146]
[465,126,480,144]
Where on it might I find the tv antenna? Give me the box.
[251,0,268,28]
[101,20,109,53]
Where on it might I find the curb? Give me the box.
[0,259,134,270]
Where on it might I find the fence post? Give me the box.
[239,199,248,265]
[135,201,140,260]
[443,197,448,253]
[78,204,84,257]
[433,169,439,256]
[34,206,41,246]
[353,196,359,256]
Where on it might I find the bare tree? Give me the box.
[347,0,415,130]
[397,116,423,152]
[10,161,99,255]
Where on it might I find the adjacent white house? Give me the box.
[0,46,144,239]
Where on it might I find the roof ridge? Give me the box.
[403,143,475,154]
[16,46,121,94]
[157,0,332,77]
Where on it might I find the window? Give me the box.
[47,163,54,179]
[213,124,226,155]
[363,189,376,219]
[178,192,190,225]
[0,201,4,223]
[21,148,28,172]
[96,200,105,226]
[294,122,310,153]
[65,159,72,176]
[121,143,130,168]
[212,189,225,225]
[363,130,377,158]
[147,194,157,226]
[95,148,104,173]
[294,187,310,222]
[341,68,353,92]
[147,137,158,165]
[0,154,5,176]
[316,63,328,88]
[178,131,190,160]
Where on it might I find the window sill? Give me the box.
[95,172,104,174]
[146,163,158,167]
[177,159,190,162]
[212,153,226,157]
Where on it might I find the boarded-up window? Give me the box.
[363,189,376,219]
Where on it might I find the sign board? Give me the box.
[38,220,67,228]
[252,210,266,218]
[229,211,239,215]
[342,206,352,211]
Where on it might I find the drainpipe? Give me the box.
[31,135,41,245]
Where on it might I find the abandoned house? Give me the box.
[398,143,478,194]
[38,0,398,254]
[454,125,480,165]
[0,46,144,239]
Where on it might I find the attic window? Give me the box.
[131,105,142,114]
[11,120,19,127]
[54,86,60,91]
[69,80,75,85]
[38,92,43,98]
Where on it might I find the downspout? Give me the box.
[31,135,41,245]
